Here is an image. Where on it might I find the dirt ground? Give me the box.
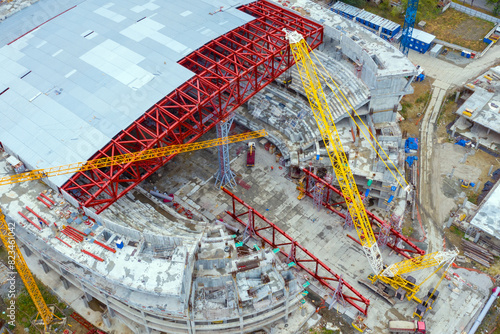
[304,290,350,334]
[425,9,494,51]
[399,79,434,138]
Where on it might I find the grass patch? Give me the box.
[467,191,479,204]
[309,329,342,334]
[363,2,494,51]
[449,225,465,238]
[401,101,413,118]
[402,226,414,236]
[1,276,67,334]
[425,8,494,51]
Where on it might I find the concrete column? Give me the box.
[455,91,460,102]
[102,312,111,328]
[474,232,481,243]
[23,246,32,257]
[284,288,290,323]
[60,277,70,290]
[40,261,50,274]
[108,306,116,318]
[82,295,90,308]
[84,291,93,302]
[140,310,152,334]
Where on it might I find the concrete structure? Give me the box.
[470,181,500,239]
[0,1,492,334]
[451,66,500,151]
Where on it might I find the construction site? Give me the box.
[0,0,499,333]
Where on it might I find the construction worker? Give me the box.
[271,166,274,171]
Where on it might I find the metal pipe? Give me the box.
[149,190,173,201]
[468,287,500,334]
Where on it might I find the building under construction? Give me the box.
[0,0,494,333]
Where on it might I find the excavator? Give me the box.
[0,129,266,332]
[283,29,456,329]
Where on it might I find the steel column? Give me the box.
[215,116,237,188]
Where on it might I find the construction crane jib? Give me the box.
[0,209,54,329]
[0,130,267,186]
[283,29,384,276]
[284,29,458,297]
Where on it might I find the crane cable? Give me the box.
[308,46,409,190]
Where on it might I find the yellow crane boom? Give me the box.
[0,209,54,328]
[284,29,457,300]
[0,129,266,186]
[284,29,383,275]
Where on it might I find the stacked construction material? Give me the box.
[479,236,500,257]
[462,240,494,267]
[61,226,85,243]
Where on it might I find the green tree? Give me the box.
[342,0,365,8]
[486,0,500,15]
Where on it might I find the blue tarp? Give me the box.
[406,156,418,167]
[455,139,470,147]
[405,138,419,153]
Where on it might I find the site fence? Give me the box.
[449,2,500,24]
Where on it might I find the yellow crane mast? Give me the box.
[0,129,266,186]
[0,208,56,330]
[284,29,456,302]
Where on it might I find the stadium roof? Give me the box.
[0,0,253,187]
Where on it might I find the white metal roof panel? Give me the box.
[411,29,435,44]
[0,0,255,187]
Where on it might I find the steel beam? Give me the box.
[302,168,424,258]
[222,187,371,316]
[62,0,323,213]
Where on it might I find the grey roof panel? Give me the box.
[0,0,255,187]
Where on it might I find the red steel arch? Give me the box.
[62,0,323,213]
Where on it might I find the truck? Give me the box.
[247,142,256,167]
[388,320,426,334]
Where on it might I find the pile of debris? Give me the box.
[462,240,494,267]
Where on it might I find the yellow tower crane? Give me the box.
[0,129,266,331]
[283,29,456,313]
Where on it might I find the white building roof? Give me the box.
[411,29,435,44]
[470,181,500,237]
[0,0,254,187]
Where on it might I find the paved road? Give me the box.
[417,80,450,253]
[413,43,499,250]
[408,44,500,87]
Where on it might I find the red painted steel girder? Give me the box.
[61,0,323,213]
[302,168,425,258]
[222,187,371,316]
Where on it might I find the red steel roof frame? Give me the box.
[61,0,323,213]
[222,186,371,316]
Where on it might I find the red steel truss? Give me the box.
[61,0,323,213]
[222,187,370,315]
[302,168,424,259]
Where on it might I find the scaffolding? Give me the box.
[215,116,237,188]
[313,183,325,211]
[344,209,354,230]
